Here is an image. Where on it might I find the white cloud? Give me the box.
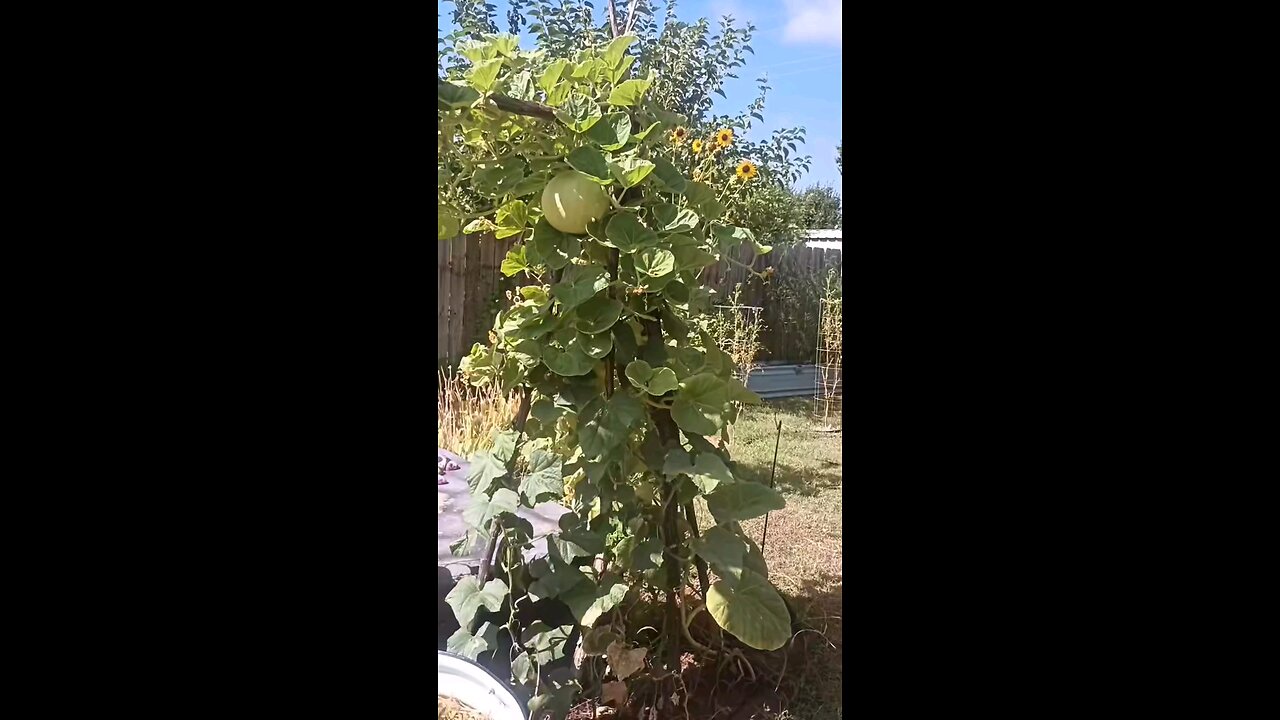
[782,0,842,47]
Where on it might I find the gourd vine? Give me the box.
[439,5,799,716]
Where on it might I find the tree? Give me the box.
[794,183,842,229]
[836,143,842,175]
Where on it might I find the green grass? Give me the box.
[700,398,844,719]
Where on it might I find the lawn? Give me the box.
[700,398,844,719]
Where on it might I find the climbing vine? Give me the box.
[439,3,800,717]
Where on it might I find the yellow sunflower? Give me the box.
[670,127,688,144]
[735,160,758,181]
[691,139,704,154]
[715,128,734,148]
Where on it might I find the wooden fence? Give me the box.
[437,234,841,365]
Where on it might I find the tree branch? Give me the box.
[440,79,557,122]
[607,0,620,38]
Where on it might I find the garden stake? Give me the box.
[760,415,783,553]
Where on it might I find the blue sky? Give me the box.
[439,0,843,190]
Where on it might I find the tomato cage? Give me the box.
[814,296,842,423]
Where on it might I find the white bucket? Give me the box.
[437,651,525,720]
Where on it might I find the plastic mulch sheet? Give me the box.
[437,448,570,580]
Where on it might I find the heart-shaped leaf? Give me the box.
[607,77,652,106]
[650,156,688,193]
[634,247,676,278]
[555,92,603,133]
[606,640,647,680]
[567,146,613,183]
[445,576,510,626]
[671,373,728,436]
[706,481,786,523]
[446,621,500,660]
[586,112,632,151]
[574,295,624,334]
[706,569,790,651]
[608,156,656,188]
[563,576,629,628]
[551,264,608,311]
[605,213,659,254]
[691,525,747,578]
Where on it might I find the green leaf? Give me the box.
[608,156,656,188]
[555,92,603,133]
[446,622,500,661]
[625,359,653,389]
[713,225,756,252]
[646,367,678,395]
[663,447,695,477]
[491,429,520,463]
[706,481,786,524]
[631,121,662,141]
[490,33,520,58]
[683,181,723,218]
[692,526,747,578]
[456,38,498,63]
[727,377,762,405]
[527,218,582,271]
[520,449,564,506]
[473,158,526,198]
[609,55,637,84]
[670,373,728,436]
[563,577,629,628]
[438,207,460,241]
[579,392,644,459]
[586,112,632,151]
[577,330,612,359]
[462,487,520,529]
[438,81,481,108]
[527,543,588,601]
[445,576,510,626]
[690,452,734,494]
[463,217,498,234]
[551,263,609,311]
[509,173,549,198]
[553,513,606,562]
[466,451,509,495]
[651,203,699,233]
[607,78,652,106]
[706,569,790,651]
[495,199,529,239]
[601,34,637,68]
[650,157,688,193]
[545,79,572,107]
[624,359,676,395]
[574,296,624,334]
[566,146,613,183]
[543,342,594,376]
[670,236,717,271]
[523,621,575,668]
[511,653,534,686]
[635,247,676,277]
[466,57,504,92]
[538,58,570,93]
[654,109,688,127]
[500,246,529,277]
[605,213,659,254]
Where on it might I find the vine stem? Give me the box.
[477,386,531,586]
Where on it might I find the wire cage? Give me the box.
[814,297,842,422]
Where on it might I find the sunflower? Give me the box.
[715,128,734,148]
[670,127,688,144]
[735,160,758,181]
[691,139,704,154]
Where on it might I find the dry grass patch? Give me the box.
[437,368,518,457]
